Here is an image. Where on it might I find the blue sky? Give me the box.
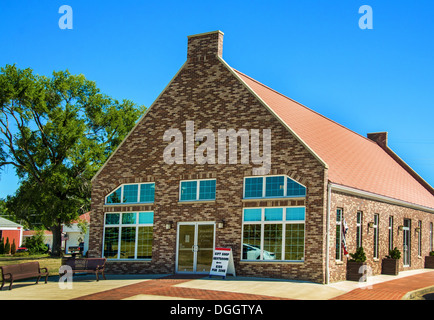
[0,0,433,198]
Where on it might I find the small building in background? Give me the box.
[0,217,23,247]
[62,212,90,256]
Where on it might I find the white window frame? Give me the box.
[388,216,394,252]
[430,222,433,253]
[356,211,363,249]
[179,179,216,202]
[241,206,305,262]
[243,175,306,199]
[102,211,154,260]
[418,220,422,257]
[105,182,155,205]
[373,214,379,259]
[336,208,343,261]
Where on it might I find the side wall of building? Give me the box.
[0,229,22,248]
[89,32,329,283]
[329,190,434,283]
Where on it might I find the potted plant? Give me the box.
[347,246,367,281]
[425,251,434,269]
[382,247,401,275]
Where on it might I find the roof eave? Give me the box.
[330,182,434,214]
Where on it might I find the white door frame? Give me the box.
[175,221,216,274]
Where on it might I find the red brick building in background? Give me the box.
[89,31,434,283]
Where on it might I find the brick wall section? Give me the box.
[90,31,329,283]
[329,190,434,282]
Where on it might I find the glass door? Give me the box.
[196,224,215,272]
[176,222,215,273]
[177,224,195,272]
[403,219,411,267]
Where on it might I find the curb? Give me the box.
[402,285,434,300]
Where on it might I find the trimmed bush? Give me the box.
[4,237,10,255]
[349,246,367,262]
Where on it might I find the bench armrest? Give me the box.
[39,267,48,273]
[2,272,13,280]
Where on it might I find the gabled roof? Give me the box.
[233,69,434,210]
[0,217,22,229]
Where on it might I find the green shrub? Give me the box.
[24,230,48,255]
[4,238,10,255]
[386,247,401,259]
[11,239,16,255]
[429,251,434,257]
[349,246,367,262]
[0,238,4,254]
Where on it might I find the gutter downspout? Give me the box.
[326,182,331,284]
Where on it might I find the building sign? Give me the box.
[209,247,236,278]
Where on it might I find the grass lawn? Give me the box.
[0,254,63,276]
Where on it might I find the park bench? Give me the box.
[0,261,48,290]
[60,257,106,281]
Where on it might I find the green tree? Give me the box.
[0,238,4,254]
[0,64,145,256]
[24,230,48,254]
[4,237,10,255]
[11,238,16,255]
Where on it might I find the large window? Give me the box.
[103,212,154,260]
[241,207,305,262]
[243,175,306,199]
[105,183,155,204]
[179,179,216,201]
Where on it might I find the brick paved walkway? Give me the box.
[73,274,291,300]
[332,271,434,300]
[72,271,434,300]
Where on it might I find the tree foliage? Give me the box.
[0,64,145,255]
[24,230,48,255]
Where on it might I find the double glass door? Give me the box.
[176,222,215,273]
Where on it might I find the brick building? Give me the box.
[0,217,23,248]
[89,31,434,283]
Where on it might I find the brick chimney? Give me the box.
[187,31,224,62]
[367,132,388,148]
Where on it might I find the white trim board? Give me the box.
[330,183,434,214]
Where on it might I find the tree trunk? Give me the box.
[50,224,63,257]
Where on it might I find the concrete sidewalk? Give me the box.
[0,269,433,300]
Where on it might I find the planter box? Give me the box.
[382,258,399,275]
[346,261,367,282]
[425,256,434,269]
